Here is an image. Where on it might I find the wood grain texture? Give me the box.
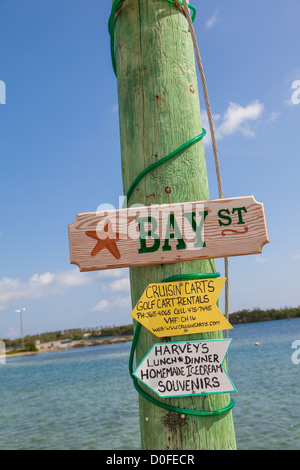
[68,196,269,272]
[111,0,237,450]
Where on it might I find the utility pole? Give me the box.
[113,0,237,450]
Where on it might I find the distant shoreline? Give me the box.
[5,307,300,357]
[6,336,133,357]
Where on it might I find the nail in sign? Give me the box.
[131,278,232,337]
[134,339,236,398]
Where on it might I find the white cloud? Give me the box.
[56,270,91,287]
[90,299,109,312]
[109,277,130,293]
[205,10,222,29]
[293,254,300,260]
[97,269,126,280]
[202,100,264,145]
[90,295,131,313]
[118,296,131,308]
[97,269,130,293]
[30,272,55,285]
[0,268,93,308]
[90,269,131,314]
[283,97,294,107]
[255,256,268,264]
[269,111,280,122]
[217,101,264,138]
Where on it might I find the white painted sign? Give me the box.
[134,339,236,398]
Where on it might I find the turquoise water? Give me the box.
[0,318,299,450]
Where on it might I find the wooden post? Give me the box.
[113,0,237,450]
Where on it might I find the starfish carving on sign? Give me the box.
[85,221,121,259]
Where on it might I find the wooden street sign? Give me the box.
[68,195,269,272]
[133,339,237,398]
[131,278,232,337]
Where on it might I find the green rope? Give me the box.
[162,272,220,283]
[108,0,197,75]
[123,129,206,206]
[133,377,235,416]
[109,0,235,417]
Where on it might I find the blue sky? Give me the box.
[0,0,299,339]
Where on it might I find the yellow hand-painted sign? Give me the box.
[131,278,232,337]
